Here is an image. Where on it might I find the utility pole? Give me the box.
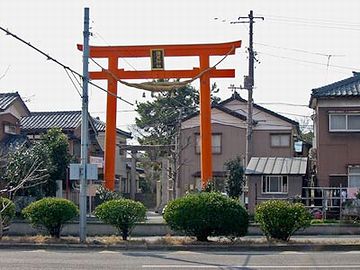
[80,7,90,243]
[233,10,264,165]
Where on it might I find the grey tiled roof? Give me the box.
[311,73,360,99]
[21,111,82,131]
[245,157,308,175]
[0,92,27,112]
[91,116,132,138]
[20,111,131,138]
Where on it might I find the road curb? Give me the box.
[0,242,359,252]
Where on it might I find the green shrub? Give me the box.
[0,197,16,238]
[163,192,249,241]
[22,198,79,238]
[255,200,312,241]
[94,199,146,240]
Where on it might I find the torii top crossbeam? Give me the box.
[78,40,241,191]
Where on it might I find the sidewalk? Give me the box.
[4,211,360,251]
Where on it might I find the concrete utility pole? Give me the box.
[233,10,264,166]
[80,7,90,243]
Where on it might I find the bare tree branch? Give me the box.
[0,65,10,81]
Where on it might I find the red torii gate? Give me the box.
[78,40,241,191]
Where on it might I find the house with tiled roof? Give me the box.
[0,92,30,152]
[309,72,360,189]
[20,110,132,190]
[179,92,308,211]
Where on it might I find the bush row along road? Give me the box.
[1,249,360,269]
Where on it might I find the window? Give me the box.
[329,113,360,132]
[4,124,16,135]
[270,134,290,147]
[348,166,360,187]
[262,175,288,194]
[195,133,222,154]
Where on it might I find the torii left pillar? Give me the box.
[78,41,241,190]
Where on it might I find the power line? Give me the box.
[254,42,342,57]
[92,31,139,72]
[91,109,137,113]
[224,102,310,108]
[264,18,360,31]
[257,51,359,71]
[256,102,309,107]
[257,13,360,27]
[0,26,134,106]
[273,111,312,117]
[64,68,82,97]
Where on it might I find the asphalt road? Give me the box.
[1,249,360,269]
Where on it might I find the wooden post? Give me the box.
[161,158,169,208]
[130,150,137,199]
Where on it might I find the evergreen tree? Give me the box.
[40,128,71,196]
[225,156,245,199]
[135,82,220,146]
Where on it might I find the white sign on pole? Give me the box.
[69,163,98,180]
[90,156,104,168]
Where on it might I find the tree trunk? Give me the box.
[0,215,3,240]
[50,225,61,238]
[122,228,129,241]
[196,233,208,242]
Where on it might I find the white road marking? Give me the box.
[279,251,305,254]
[143,266,218,269]
[23,249,48,253]
[98,250,119,254]
[172,251,202,255]
[142,265,360,269]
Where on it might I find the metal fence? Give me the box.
[301,187,348,220]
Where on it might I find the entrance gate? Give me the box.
[78,41,241,190]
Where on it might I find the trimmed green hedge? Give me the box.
[255,200,312,241]
[22,197,79,238]
[94,199,146,240]
[163,192,249,241]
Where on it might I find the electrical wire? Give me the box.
[64,68,82,97]
[259,14,360,25]
[223,102,310,108]
[0,26,134,106]
[257,13,360,27]
[266,19,360,31]
[257,14,360,31]
[254,42,334,57]
[92,31,139,72]
[257,51,359,71]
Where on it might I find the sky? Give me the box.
[0,0,359,141]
